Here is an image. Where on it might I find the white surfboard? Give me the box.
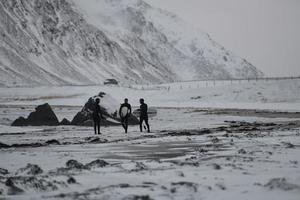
[120,106,129,118]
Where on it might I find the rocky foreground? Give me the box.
[0,106,300,200]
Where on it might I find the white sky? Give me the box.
[146,0,300,77]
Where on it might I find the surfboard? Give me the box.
[120,106,129,118]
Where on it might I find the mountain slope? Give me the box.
[0,0,263,87]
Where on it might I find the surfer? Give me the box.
[139,98,150,133]
[119,98,132,133]
[93,98,103,135]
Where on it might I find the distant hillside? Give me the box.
[0,0,263,87]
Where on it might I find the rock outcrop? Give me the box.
[59,118,71,125]
[71,92,139,126]
[11,93,139,127]
[11,103,59,126]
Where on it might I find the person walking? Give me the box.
[119,98,132,133]
[93,98,103,135]
[139,98,150,133]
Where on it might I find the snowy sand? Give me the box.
[0,79,300,199]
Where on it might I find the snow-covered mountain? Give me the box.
[0,0,263,87]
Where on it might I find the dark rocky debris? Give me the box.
[16,163,43,175]
[0,168,9,175]
[264,178,300,191]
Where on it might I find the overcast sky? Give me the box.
[146,0,300,77]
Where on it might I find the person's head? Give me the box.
[124,98,128,103]
[139,98,144,104]
[95,98,100,104]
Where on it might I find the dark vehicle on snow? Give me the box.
[104,79,118,85]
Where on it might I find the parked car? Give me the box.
[104,79,118,85]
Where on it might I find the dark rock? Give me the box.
[177,171,185,177]
[60,118,71,125]
[11,116,28,126]
[212,163,222,170]
[85,159,109,169]
[191,96,202,100]
[27,103,59,126]
[67,176,77,184]
[5,178,24,195]
[71,111,90,126]
[12,103,59,126]
[45,139,60,145]
[66,160,86,170]
[264,178,300,190]
[215,183,226,190]
[0,168,9,175]
[7,176,66,192]
[16,163,43,175]
[211,137,220,143]
[5,178,15,187]
[196,148,208,153]
[222,133,230,137]
[127,114,140,125]
[135,162,148,171]
[238,148,247,154]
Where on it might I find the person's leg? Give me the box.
[121,118,126,131]
[93,118,97,135]
[125,117,128,133]
[97,119,100,134]
[139,117,143,132]
[145,117,150,132]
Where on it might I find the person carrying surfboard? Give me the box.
[93,98,103,135]
[119,98,132,133]
[139,98,150,133]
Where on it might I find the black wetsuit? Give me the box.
[119,103,132,133]
[139,103,150,132]
[93,103,102,134]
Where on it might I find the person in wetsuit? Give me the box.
[139,98,150,133]
[119,98,132,133]
[93,98,103,135]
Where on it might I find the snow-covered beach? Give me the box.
[1,79,300,200]
[1,0,299,198]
